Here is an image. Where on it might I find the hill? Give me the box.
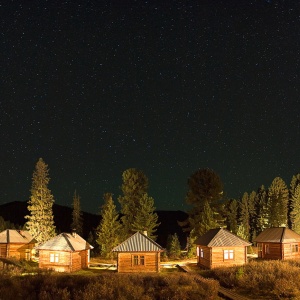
[0,201,188,248]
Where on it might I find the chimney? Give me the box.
[72,229,77,238]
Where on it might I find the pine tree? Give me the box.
[254,185,268,234]
[181,168,223,244]
[197,200,218,236]
[248,191,256,241]
[288,174,300,228]
[224,199,238,234]
[268,177,289,227]
[291,185,300,234]
[118,168,159,238]
[25,158,56,245]
[185,168,224,208]
[96,193,122,259]
[166,233,181,259]
[70,190,83,236]
[131,193,160,240]
[239,192,250,240]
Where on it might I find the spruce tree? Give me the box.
[254,185,268,234]
[197,200,217,237]
[289,174,300,228]
[291,185,300,234]
[118,168,159,238]
[71,190,83,236]
[181,168,223,243]
[131,193,160,240]
[224,199,238,234]
[239,192,250,240]
[268,177,289,227]
[25,158,56,245]
[248,190,256,241]
[166,233,181,259]
[96,193,122,258]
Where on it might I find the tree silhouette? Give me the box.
[71,190,83,236]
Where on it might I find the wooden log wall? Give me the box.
[197,246,247,269]
[117,252,160,273]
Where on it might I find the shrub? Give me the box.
[213,260,300,299]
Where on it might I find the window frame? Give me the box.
[223,249,234,260]
[50,253,59,263]
[291,244,299,253]
[132,254,145,266]
[200,248,204,258]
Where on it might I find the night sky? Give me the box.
[1,0,299,214]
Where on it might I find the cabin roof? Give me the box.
[112,231,164,252]
[254,227,300,243]
[35,233,93,252]
[0,229,35,244]
[194,228,251,247]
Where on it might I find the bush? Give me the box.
[0,271,220,300]
[212,260,300,299]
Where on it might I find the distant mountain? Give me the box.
[0,201,188,248]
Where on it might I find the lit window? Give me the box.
[50,253,59,263]
[132,255,145,266]
[224,250,234,260]
[200,249,204,258]
[292,244,299,253]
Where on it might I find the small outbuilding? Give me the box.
[254,227,300,260]
[194,228,251,269]
[35,232,93,272]
[0,229,36,260]
[112,231,164,273]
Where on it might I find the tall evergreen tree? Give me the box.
[291,185,300,234]
[181,168,223,239]
[288,174,300,228]
[96,193,122,259]
[224,199,239,234]
[118,168,159,238]
[239,192,250,240]
[71,190,83,236]
[131,193,160,240]
[196,200,217,237]
[25,158,56,245]
[166,233,181,259]
[248,190,257,241]
[268,177,289,227]
[254,185,268,234]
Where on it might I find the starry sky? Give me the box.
[1,0,299,214]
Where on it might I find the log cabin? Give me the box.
[194,228,251,269]
[112,231,164,273]
[0,229,36,260]
[254,227,300,260]
[35,232,93,272]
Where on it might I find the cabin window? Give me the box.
[291,244,299,253]
[200,248,204,258]
[224,250,234,260]
[50,253,59,263]
[132,255,145,266]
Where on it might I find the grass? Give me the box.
[210,259,300,299]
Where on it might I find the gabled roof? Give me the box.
[0,229,35,244]
[254,227,300,243]
[194,228,251,247]
[36,233,93,252]
[112,231,164,252]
